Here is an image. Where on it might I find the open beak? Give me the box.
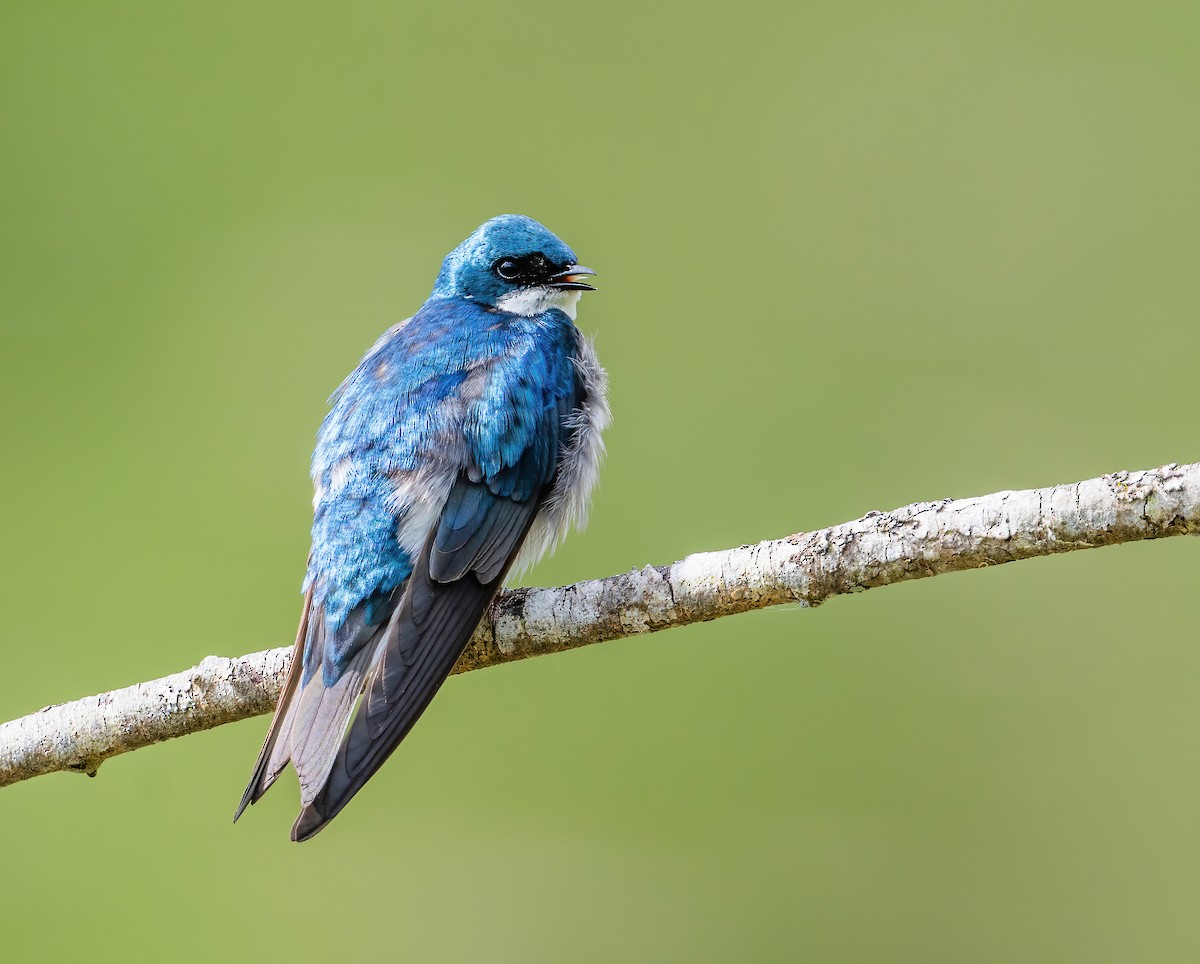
[548,264,597,291]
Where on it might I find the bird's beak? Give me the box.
[548,264,597,291]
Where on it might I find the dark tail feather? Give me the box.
[234,588,313,822]
[236,590,393,824]
[286,639,377,806]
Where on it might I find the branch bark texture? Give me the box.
[2,461,1196,788]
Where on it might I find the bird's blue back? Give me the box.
[304,296,581,684]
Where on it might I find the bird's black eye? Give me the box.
[493,259,521,281]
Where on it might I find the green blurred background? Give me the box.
[2,1,1198,960]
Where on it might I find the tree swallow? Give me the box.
[234,215,609,840]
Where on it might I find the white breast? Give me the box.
[494,286,583,321]
[512,332,611,576]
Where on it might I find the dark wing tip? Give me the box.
[291,805,331,842]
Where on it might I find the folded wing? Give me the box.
[290,474,544,840]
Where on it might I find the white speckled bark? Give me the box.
[1,461,1196,787]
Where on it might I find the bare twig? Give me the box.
[2,461,1196,788]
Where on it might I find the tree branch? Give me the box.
[2,461,1196,788]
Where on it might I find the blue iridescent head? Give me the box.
[431,215,596,314]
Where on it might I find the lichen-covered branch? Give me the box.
[2,461,1196,788]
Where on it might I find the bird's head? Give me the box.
[431,214,595,318]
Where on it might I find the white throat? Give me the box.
[494,286,581,320]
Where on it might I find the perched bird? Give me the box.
[234,215,609,841]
